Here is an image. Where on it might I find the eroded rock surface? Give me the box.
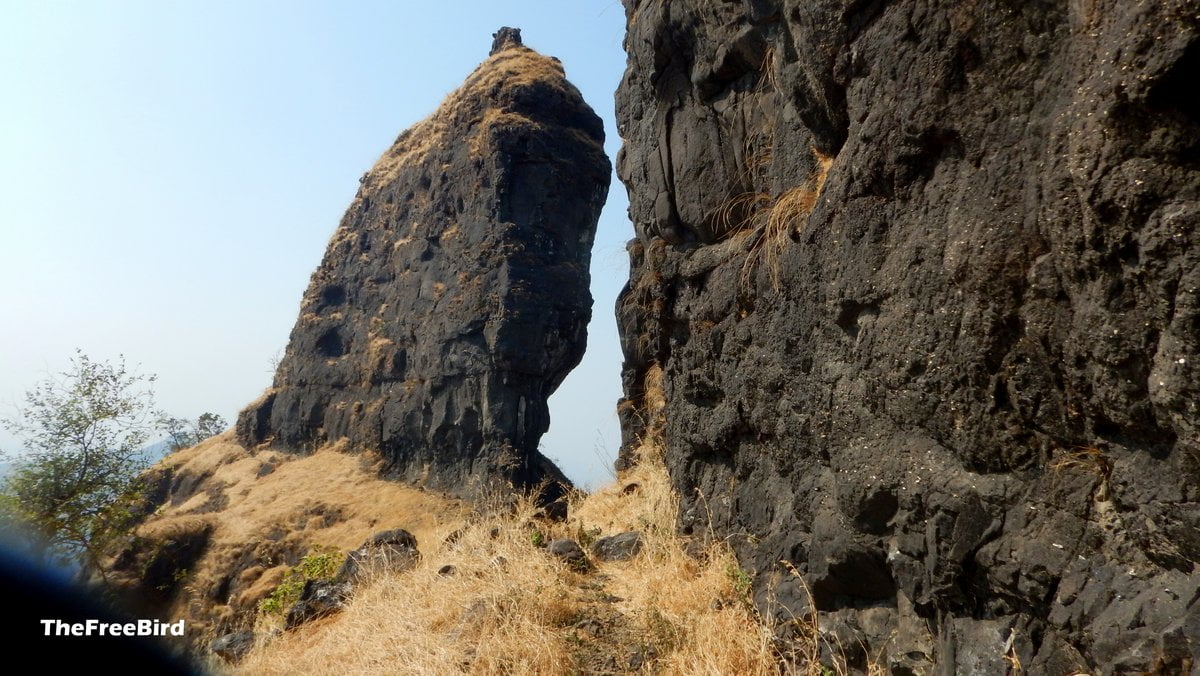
[615,1,1199,671]
[238,29,611,501]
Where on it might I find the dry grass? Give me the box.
[710,191,771,240]
[721,148,833,293]
[368,45,590,185]
[234,441,838,675]
[745,183,821,291]
[154,435,464,550]
[1050,445,1112,500]
[128,434,467,639]
[760,45,782,96]
[467,108,541,158]
[1049,445,1110,476]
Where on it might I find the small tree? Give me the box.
[158,411,228,452]
[0,350,158,570]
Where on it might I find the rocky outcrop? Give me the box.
[237,28,610,502]
[615,0,1199,672]
[285,578,351,629]
[109,519,213,615]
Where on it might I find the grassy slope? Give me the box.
[118,433,467,641]
[234,442,846,675]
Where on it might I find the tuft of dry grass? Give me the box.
[710,191,772,240]
[1050,445,1112,500]
[1049,445,1110,476]
[728,148,834,293]
[760,45,782,96]
[235,442,839,675]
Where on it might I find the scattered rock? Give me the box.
[548,539,591,572]
[590,531,643,562]
[573,617,603,638]
[533,497,569,522]
[285,579,350,629]
[210,631,254,662]
[336,529,420,582]
[443,529,465,547]
[627,648,656,671]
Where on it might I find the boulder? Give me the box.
[285,579,351,629]
[547,538,591,572]
[590,532,643,562]
[336,528,420,582]
[210,631,254,662]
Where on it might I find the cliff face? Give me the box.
[615,1,1199,672]
[238,30,610,500]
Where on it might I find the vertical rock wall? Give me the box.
[615,1,1198,671]
[238,31,611,501]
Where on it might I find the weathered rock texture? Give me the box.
[615,1,1199,672]
[238,30,610,500]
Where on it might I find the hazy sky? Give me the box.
[0,1,631,488]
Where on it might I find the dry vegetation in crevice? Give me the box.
[706,42,834,296]
[233,439,848,675]
[1050,445,1113,501]
[711,147,834,294]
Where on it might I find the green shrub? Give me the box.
[259,546,344,616]
[529,529,545,548]
[726,564,753,598]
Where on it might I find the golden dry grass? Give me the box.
[726,148,834,293]
[368,45,588,185]
[1049,446,1110,476]
[710,191,771,240]
[131,433,467,638]
[153,434,464,551]
[233,442,840,675]
[1050,445,1113,501]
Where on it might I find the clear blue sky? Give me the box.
[0,1,631,488]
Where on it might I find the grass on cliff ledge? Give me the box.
[234,441,842,675]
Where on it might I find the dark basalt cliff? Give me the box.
[238,29,610,500]
[615,1,1198,672]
